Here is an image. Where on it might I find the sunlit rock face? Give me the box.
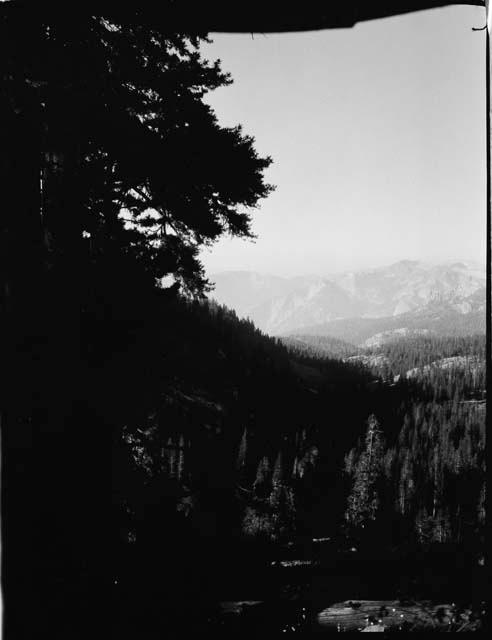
[209,261,485,337]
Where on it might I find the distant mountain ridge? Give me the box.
[208,261,485,344]
[291,303,485,347]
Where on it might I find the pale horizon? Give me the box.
[207,256,486,281]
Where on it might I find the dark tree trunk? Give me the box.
[1,33,109,636]
[1,84,43,638]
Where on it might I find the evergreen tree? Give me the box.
[292,455,299,479]
[272,451,284,487]
[269,483,296,542]
[177,433,186,481]
[1,9,274,635]
[236,427,248,471]
[345,415,385,529]
[344,448,357,476]
[254,456,271,497]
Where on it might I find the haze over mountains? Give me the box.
[209,260,485,346]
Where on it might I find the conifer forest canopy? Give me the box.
[0,1,488,637]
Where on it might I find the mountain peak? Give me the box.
[208,261,485,337]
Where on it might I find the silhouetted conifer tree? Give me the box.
[1,9,275,635]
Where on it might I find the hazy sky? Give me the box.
[198,5,486,277]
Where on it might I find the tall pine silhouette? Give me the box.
[0,7,273,637]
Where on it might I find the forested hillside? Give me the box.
[362,334,485,378]
[288,303,485,346]
[343,336,485,551]
[113,297,373,555]
[114,298,486,631]
[113,295,379,630]
[281,334,358,360]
